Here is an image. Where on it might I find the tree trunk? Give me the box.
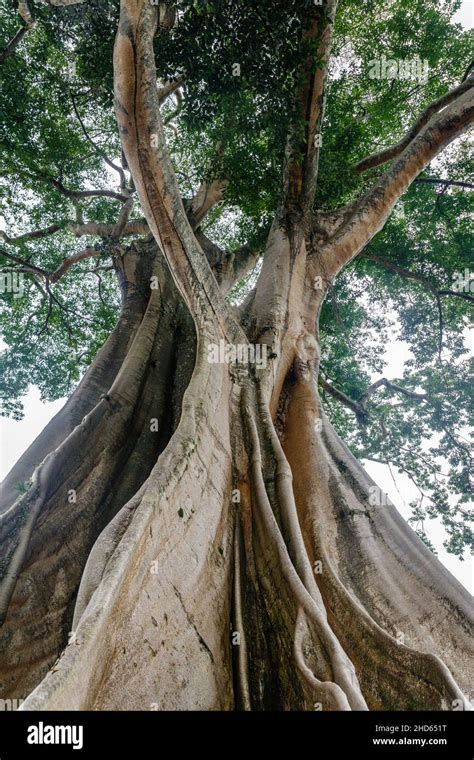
[0,0,472,712]
[0,225,471,710]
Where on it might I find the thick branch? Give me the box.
[0,27,29,64]
[319,376,368,422]
[18,0,34,25]
[48,247,103,283]
[44,0,85,5]
[0,1,36,64]
[354,77,474,174]
[71,219,150,238]
[194,230,260,295]
[187,177,228,228]
[282,0,337,214]
[113,0,243,345]
[320,376,429,425]
[322,82,474,278]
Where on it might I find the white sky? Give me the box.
[453,0,473,27]
[364,340,472,592]
[0,1,472,594]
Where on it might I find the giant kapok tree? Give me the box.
[0,0,472,711]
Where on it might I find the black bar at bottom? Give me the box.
[0,710,472,757]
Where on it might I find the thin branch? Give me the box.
[461,59,474,82]
[326,373,471,466]
[0,244,104,284]
[0,266,36,275]
[359,378,428,407]
[44,174,130,203]
[0,224,63,246]
[414,177,474,190]
[0,211,149,248]
[12,166,130,202]
[110,197,134,238]
[365,174,474,191]
[320,375,428,428]
[157,75,185,104]
[37,288,54,337]
[435,292,445,366]
[70,91,128,191]
[93,269,109,309]
[437,288,474,303]
[0,248,48,278]
[163,88,183,125]
[361,251,474,304]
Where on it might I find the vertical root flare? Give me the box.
[242,383,368,710]
[232,516,251,710]
[0,278,163,626]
